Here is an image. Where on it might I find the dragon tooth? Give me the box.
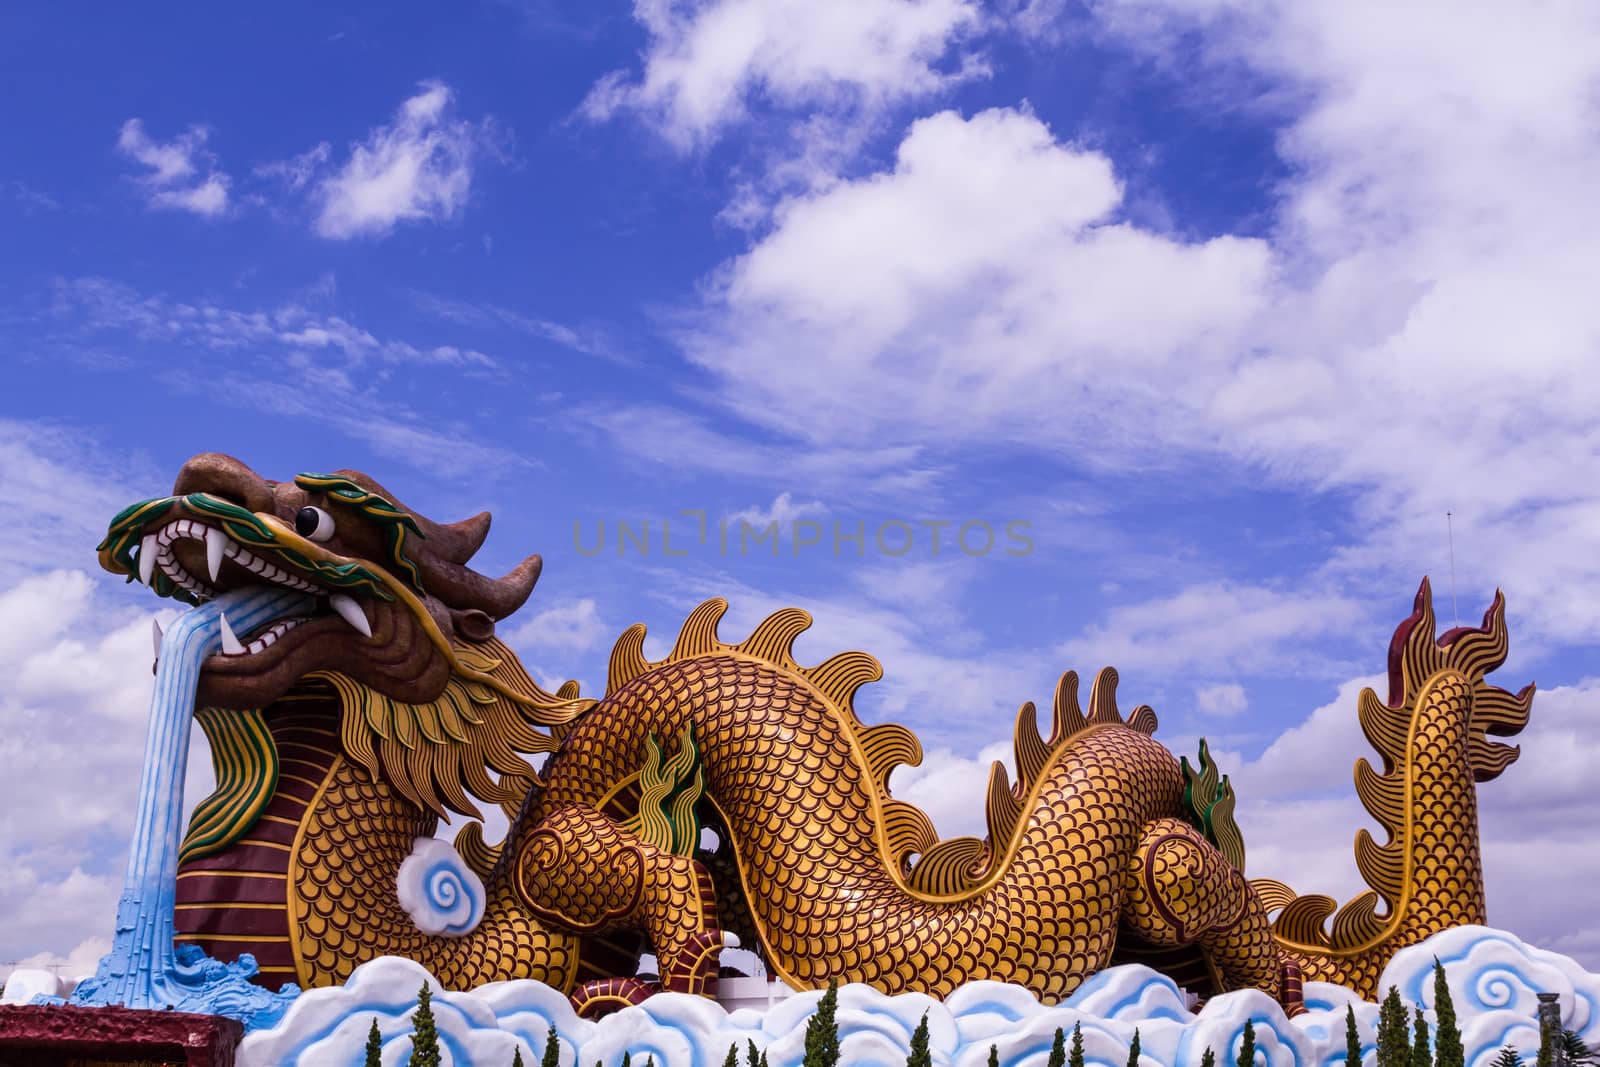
[218,612,245,656]
[152,617,163,657]
[205,526,228,582]
[138,534,158,586]
[329,594,372,638]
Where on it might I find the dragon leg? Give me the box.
[513,802,725,1014]
[1121,818,1292,1006]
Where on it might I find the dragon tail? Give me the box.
[1252,578,1535,996]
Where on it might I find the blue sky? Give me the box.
[3,1,1599,979]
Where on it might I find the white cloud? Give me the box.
[1058,581,1364,680]
[726,491,826,530]
[661,0,1600,654]
[584,0,985,149]
[679,106,1272,452]
[1195,682,1247,717]
[116,119,231,218]
[313,81,497,240]
[502,598,613,657]
[0,935,110,986]
[0,569,215,966]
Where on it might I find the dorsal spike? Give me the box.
[1012,701,1050,789]
[670,598,729,660]
[1353,829,1405,908]
[1353,757,1405,832]
[1273,894,1337,946]
[880,799,938,871]
[1330,891,1388,948]
[802,651,882,723]
[1125,704,1159,735]
[607,623,650,694]
[1051,670,1088,741]
[905,837,987,897]
[1357,688,1410,769]
[985,760,1023,847]
[735,607,812,671]
[858,723,922,795]
[1087,667,1122,725]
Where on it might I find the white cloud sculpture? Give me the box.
[236,924,1599,1066]
[396,837,486,938]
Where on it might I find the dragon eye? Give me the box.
[295,506,335,542]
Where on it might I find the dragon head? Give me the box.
[100,452,544,711]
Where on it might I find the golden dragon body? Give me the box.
[100,455,1533,1013]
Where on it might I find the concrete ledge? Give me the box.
[0,1003,243,1067]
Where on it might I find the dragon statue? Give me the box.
[95,453,1535,1016]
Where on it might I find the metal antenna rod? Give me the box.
[1447,511,1460,629]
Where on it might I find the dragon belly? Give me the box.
[175,694,343,991]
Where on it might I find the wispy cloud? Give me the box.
[51,276,495,369]
[306,81,501,240]
[37,278,522,477]
[577,403,943,501]
[1194,681,1248,717]
[410,291,627,364]
[726,491,825,529]
[115,119,231,218]
[1059,581,1366,681]
[2,179,61,214]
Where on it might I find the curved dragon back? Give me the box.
[595,598,1163,901]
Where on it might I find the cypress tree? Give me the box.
[364,1018,383,1067]
[988,1045,1000,1067]
[1053,1023,1072,1067]
[1347,1005,1364,1066]
[907,1012,932,1067]
[1201,1049,1216,1067]
[1433,961,1464,1067]
[802,979,841,1067]
[1412,1007,1432,1067]
[1126,1027,1141,1067]
[1378,987,1410,1067]
[724,1043,740,1067]
[622,1053,632,1067]
[513,1048,525,1067]
[410,984,441,1067]
[1236,1019,1257,1067]
[541,1023,561,1067]
[1491,1048,1523,1067]
[748,1040,761,1067]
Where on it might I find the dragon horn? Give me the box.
[415,551,543,621]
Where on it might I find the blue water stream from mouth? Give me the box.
[68,584,310,1027]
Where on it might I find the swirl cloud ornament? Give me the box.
[235,926,1600,1067]
[397,836,487,937]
